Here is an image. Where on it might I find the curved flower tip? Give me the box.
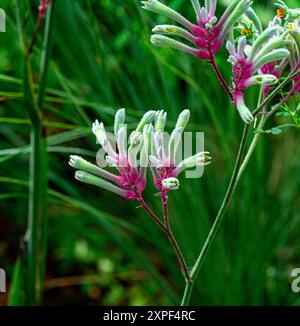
[172,152,212,177]
[92,120,106,145]
[176,109,190,129]
[162,177,180,191]
[150,34,201,57]
[69,155,83,169]
[114,108,126,136]
[245,74,278,88]
[234,92,254,124]
[154,110,167,132]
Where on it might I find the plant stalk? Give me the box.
[181,72,299,305]
[210,54,233,101]
[140,198,191,282]
[181,124,250,306]
[23,0,55,305]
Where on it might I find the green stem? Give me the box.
[26,125,42,305]
[238,92,292,179]
[253,69,300,117]
[23,41,42,303]
[36,0,56,304]
[141,198,191,283]
[181,125,250,306]
[23,1,56,305]
[180,280,193,306]
[164,228,191,282]
[181,76,298,305]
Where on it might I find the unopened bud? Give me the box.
[75,171,128,198]
[162,177,180,190]
[175,109,190,129]
[114,108,126,136]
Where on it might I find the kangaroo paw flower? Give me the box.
[143,0,252,60]
[234,92,254,124]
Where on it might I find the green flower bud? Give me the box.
[245,74,278,87]
[140,124,153,168]
[168,127,183,165]
[289,25,300,54]
[141,0,194,32]
[150,34,200,57]
[219,0,253,41]
[154,110,167,132]
[75,171,127,198]
[175,109,190,129]
[254,48,290,71]
[249,26,280,60]
[152,25,196,43]
[69,155,121,184]
[92,120,107,145]
[114,108,125,137]
[245,7,263,33]
[191,0,201,21]
[128,131,143,168]
[135,110,156,133]
[253,38,293,62]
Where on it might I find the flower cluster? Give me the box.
[143,0,300,124]
[226,26,291,122]
[69,109,211,202]
[142,0,252,60]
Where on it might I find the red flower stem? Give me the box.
[161,191,169,230]
[210,54,233,101]
[139,197,191,282]
[138,197,165,230]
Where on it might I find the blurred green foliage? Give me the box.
[0,0,300,305]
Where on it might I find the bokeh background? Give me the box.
[0,0,300,306]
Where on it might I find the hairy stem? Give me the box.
[140,197,191,283]
[161,191,169,229]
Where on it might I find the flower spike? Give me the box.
[143,0,252,61]
[227,24,291,123]
[70,109,211,202]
